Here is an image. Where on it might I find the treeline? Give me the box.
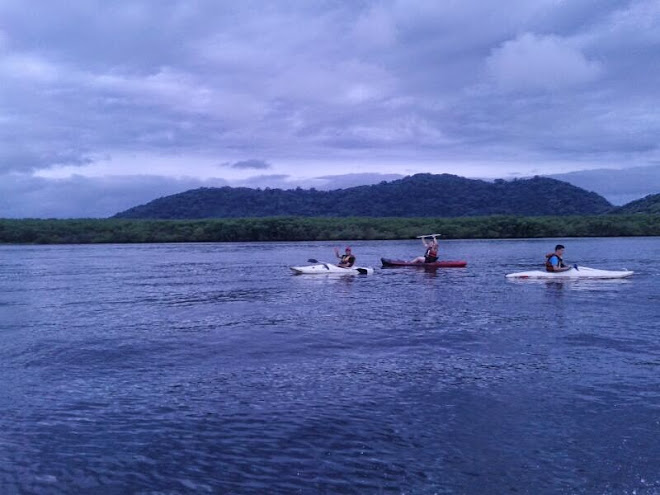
[1,215,659,244]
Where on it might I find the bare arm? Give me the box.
[550,255,572,272]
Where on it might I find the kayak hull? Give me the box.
[506,266,633,279]
[381,258,467,268]
[290,263,374,275]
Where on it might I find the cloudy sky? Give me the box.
[1,0,659,217]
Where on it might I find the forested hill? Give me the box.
[611,193,660,214]
[112,174,613,219]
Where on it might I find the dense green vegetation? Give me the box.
[612,193,660,214]
[113,174,613,219]
[1,215,658,244]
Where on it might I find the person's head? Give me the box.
[345,247,351,254]
[555,244,565,253]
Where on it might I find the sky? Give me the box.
[1,0,659,218]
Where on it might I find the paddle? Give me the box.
[307,258,369,275]
[307,258,330,270]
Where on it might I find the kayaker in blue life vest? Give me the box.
[335,246,356,267]
[545,244,573,272]
[410,236,439,263]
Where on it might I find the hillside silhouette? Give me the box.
[611,193,660,214]
[112,173,613,219]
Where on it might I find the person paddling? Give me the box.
[335,246,356,268]
[545,244,574,272]
[410,235,439,264]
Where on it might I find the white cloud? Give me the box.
[0,1,659,217]
[0,53,61,82]
[486,32,603,92]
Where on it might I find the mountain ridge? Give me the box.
[611,193,660,214]
[112,173,614,219]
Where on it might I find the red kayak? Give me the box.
[381,258,467,268]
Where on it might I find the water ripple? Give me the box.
[1,239,659,493]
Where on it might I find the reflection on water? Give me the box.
[508,277,635,292]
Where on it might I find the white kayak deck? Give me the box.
[506,266,633,279]
[290,263,374,275]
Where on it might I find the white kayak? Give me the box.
[506,266,634,280]
[290,263,374,275]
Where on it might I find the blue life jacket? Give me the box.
[545,253,565,272]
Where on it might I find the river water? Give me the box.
[0,237,658,494]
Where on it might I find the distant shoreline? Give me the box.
[1,215,659,245]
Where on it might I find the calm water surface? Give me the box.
[0,238,659,494]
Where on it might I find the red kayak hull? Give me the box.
[381,258,467,268]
